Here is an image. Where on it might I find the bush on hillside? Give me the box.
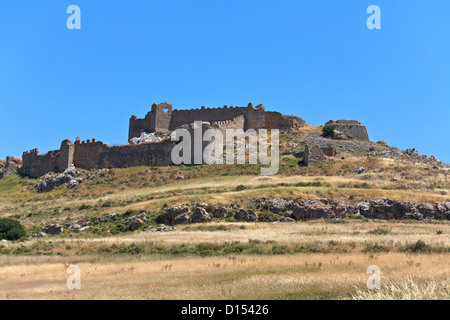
[322,125,335,138]
[0,218,27,241]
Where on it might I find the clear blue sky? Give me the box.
[1,0,449,162]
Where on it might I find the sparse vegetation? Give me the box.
[0,127,449,299]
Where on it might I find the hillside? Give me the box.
[0,126,449,299]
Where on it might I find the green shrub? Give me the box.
[235,185,247,191]
[0,218,27,241]
[322,125,335,138]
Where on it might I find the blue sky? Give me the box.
[1,0,449,163]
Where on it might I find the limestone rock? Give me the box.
[234,209,258,222]
[36,166,80,193]
[0,156,22,179]
[122,216,145,231]
[191,207,211,223]
[42,224,64,235]
[212,206,228,218]
[158,206,192,225]
[332,130,348,140]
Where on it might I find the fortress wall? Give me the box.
[73,139,107,170]
[325,120,369,141]
[213,115,245,136]
[20,149,60,178]
[265,112,306,130]
[97,141,175,169]
[169,105,265,131]
[58,139,75,172]
[151,103,172,132]
[129,116,145,141]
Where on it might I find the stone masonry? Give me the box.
[129,102,306,140]
[325,120,369,141]
[17,102,308,178]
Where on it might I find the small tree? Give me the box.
[322,125,335,138]
[0,218,27,241]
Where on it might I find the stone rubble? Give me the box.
[36,166,82,193]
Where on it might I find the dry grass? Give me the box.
[351,276,450,300]
[0,252,448,300]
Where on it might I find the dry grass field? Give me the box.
[0,221,449,299]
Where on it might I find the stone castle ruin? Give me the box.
[17,102,307,178]
[129,102,306,140]
[325,120,369,141]
[6,102,369,178]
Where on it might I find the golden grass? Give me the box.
[0,252,448,299]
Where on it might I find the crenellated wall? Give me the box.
[20,140,75,178]
[18,102,312,178]
[128,102,305,140]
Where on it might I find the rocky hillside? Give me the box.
[0,126,449,239]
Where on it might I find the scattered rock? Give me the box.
[36,166,81,193]
[129,131,171,144]
[42,224,64,235]
[353,167,365,174]
[175,176,185,180]
[145,224,177,232]
[158,206,192,225]
[280,216,295,223]
[234,209,258,222]
[65,219,91,230]
[191,207,211,223]
[332,130,348,140]
[291,199,346,221]
[377,140,388,146]
[122,216,145,231]
[28,232,46,238]
[212,206,228,218]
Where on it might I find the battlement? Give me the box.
[19,101,309,178]
[129,102,303,141]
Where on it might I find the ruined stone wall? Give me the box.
[73,137,176,170]
[129,116,146,142]
[20,149,60,178]
[303,145,326,166]
[73,138,107,170]
[58,139,75,172]
[129,103,277,140]
[20,139,76,178]
[264,112,306,130]
[97,141,175,168]
[169,103,266,131]
[325,120,369,141]
[213,115,245,136]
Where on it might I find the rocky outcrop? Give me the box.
[255,198,450,222]
[234,209,258,222]
[332,130,348,140]
[36,166,82,193]
[191,207,212,223]
[157,206,192,225]
[122,216,145,231]
[290,199,347,221]
[42,224,64,235]
[212,206,229,218]
[0,156,22,178]
[129,131,171,144]
[352,198,450,221]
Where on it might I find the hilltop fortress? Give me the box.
[11,102,369,178]
[128,102,306,140]
[18,103,306,178]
